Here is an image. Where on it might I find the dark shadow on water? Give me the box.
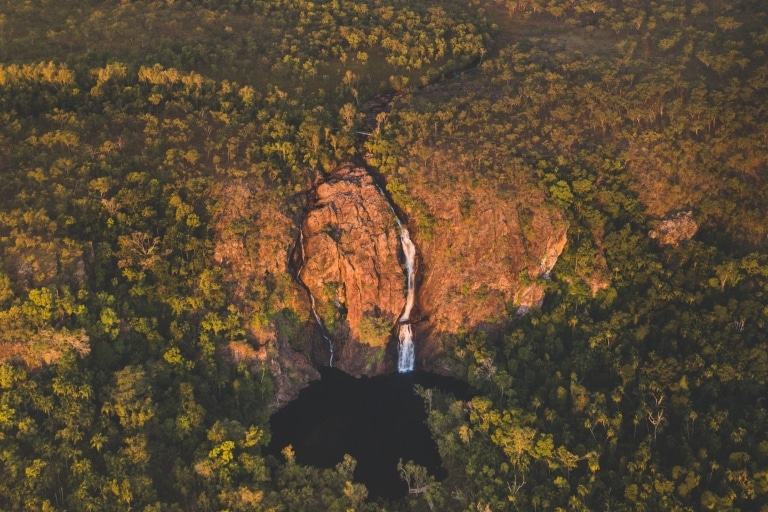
[267,367,472,500]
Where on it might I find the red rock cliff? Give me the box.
[299,165,407,376]
[386,152,569,370]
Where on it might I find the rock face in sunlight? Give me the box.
[514,229,570,312]
[300,165,406,376]
[397,157,569,369]
[417,190,568,327]
[210,180,320,404]
[649,210,699,247]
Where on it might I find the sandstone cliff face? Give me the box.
[210,180,319,404]
[211,161,570,395]
[392,154,569,367]
[417,187,567,326]
[299,165,407,376]
[294,160,570,376]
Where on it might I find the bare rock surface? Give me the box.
[417,185,567,330]
[300,165,406,376]
[649,210,699,246]
[392,155,569,368]
[212,162,572,393]
[211,180,318,404]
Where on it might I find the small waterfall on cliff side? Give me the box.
[397,322,415,372]
[373,183,417,373]
[396,227,416,372]
[297,230,335,367]
[398,228,417,322]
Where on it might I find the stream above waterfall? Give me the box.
[266,367,472,500]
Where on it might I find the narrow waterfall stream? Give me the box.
[296,229,335,367]
[373,183,417,373]
[396,227,416,372]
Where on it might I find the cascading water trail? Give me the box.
[374,183,417,373]
[297,229,335,367]
[396,226,416,372]
[397,323,415,373]
[398,228,416,322]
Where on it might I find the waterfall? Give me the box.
[397,323,415,373]
[398,228,416,323]
[374,183,417,373]
[396,227,416,373]
[297,229,335,367]
[297,178,415,371]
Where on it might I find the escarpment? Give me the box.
[210,180,320,404]
[381,152,570,369]
[298,165,408,376]
[415,177,567,346]
[292,159,570,379]
[211,163,571,405]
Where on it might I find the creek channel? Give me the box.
[266,367,472,500]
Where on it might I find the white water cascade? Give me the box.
[297,229,335,367]
[398,228,417,322]
[374,183,417,373]
[396,227,416,372]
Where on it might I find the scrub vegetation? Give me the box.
[1,0,767,510]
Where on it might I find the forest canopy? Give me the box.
[1,0,768,510]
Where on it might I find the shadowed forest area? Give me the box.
[1,0,767,510]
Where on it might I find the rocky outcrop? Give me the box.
[389,153,569,368]
[649,210,698,246]
[212,159,571,389]
[211,180,319,404]
[515,230,570,314]
[417,187,567,325]
[299,165,406,376]
[211,181,296,299]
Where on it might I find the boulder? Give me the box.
[649,211,698,246]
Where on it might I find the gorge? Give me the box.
[285,160,570,385]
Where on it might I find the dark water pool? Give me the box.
[266,367,471,500]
